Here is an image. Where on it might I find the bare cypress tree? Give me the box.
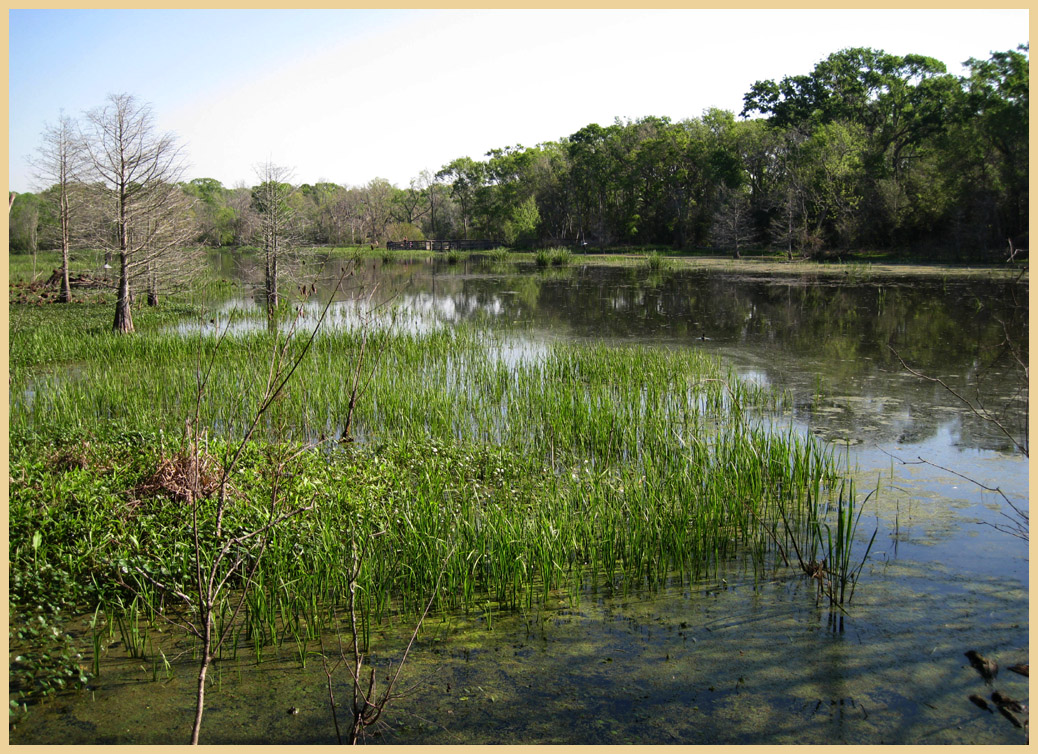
[711,185,756,259]
[253,161,296,315]
[134,189,205,306]
[31,113,86,302]
[82,93,189,333]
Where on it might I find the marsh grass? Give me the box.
[535,247,572,268]
[643,251,673,272]
[486,247,512,263]
[9,292,872,705]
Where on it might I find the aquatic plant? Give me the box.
[764,478,877,629]
[535,247,572,268]
[549,247,572,266]
[487,247,511,263]
[643,251,672,272]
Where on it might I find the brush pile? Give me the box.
[135,448,224,505]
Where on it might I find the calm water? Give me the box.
[12,254,1029,744]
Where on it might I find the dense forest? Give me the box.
[10,45,1028,262]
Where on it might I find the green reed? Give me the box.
[534,247,572,268]
[643,251,673,271]
[10,298,867,665]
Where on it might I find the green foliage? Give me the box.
[418,44,1028,257]
[9,192,51,253]
[9,611,91,714]
[386,221,424,242]
[502,196,540,245]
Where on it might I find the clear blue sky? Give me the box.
[8,8,1029,193]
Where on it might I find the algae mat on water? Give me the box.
[9,554,1027,745]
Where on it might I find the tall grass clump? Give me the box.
[643,251,672,272]
[534,247,573,268]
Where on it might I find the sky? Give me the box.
[8,8,1030,193]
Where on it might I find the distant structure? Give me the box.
[386,239,498,251]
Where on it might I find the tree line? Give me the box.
[431,45,1027,259]
[11,45,1029,323]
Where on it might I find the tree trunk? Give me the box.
[59,195,72,303]
[266,245,279,315]
[147,264,159,306]
[190,652,211,744]
[113,254,134,333]
[59,247,72,303]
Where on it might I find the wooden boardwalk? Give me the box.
[386,239,498,251]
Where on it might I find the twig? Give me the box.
[887,345,1027,456]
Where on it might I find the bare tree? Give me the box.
[137,192,207,306]
[253,161,296,314]
[122,265,352,744]
[711,184,755,259]
[394,175,430,228]
[82,93,190,333]
[332,187,366,246]
[31,113,87,301]
[322,535,451,744]
[769,186,800,260]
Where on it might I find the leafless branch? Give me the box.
[880,448,1028,541]
[887,345,1027,456]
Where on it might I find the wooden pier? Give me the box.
[385,239,498,251]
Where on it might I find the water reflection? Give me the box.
[199,253,1026,458]
[184,252,1028,549]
